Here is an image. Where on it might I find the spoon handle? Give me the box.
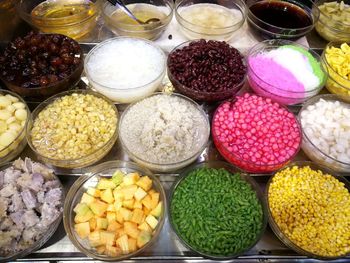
[106,0,145,24]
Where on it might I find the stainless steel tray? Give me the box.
[3,28,349,262]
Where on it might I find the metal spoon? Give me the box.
[107,0,161,26]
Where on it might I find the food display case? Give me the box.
[1,3,350,262]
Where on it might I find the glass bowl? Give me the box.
[169,161,267,260]
[247,39,327,105]
[26,89,119,169]
[212,94,302,173]
[63,160,166,261]
[175,0,246,41]
[119,92,210,172]
[0,160,64,262]
[322,41,350,96]
[167,40,246,102]
[266,161,350,259]
[102,0,173,40]
[84,37,166,104]
[315,0,350,42]
[17,0,100,40]
[0,33,84,99]
[247,0,319,40]
[0,89,30,166]
[298,94,350,172]
[0,0,20,41]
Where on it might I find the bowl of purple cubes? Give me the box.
[0,157,63,261]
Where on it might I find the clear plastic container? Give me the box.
[119,92,210,172]
[247,39,327,105]
[63,160,166,261]
[175,0,246,41]
[169,161,267,260]
[266,161,350,259]
[26,89,119,169]
[102,0,173,40]
[0,89,30,166]
[298,94,350,172]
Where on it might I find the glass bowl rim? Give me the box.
[266,160,350,259]
[168,160,268,260]
[26,89,119,164]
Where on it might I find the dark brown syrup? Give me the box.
[250,0,313,29]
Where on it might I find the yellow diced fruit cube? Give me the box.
[150,201,162,218]
[89,231,104,247]
[100,231,116,246]
[106,245,122,257]
[122,185,138,200]
[145,215,158,229]
[124,172,140,186]
[116,234,129,254]
[114,199,122,211]
[137,230,151,248]
[138,222,152,233]
[122,198,134,209]
[134,187,147,201]
[75,222,90,239]
[96,218,108,230]
[107,221,122,232]
[113,189,124,201]
[90,200,108,217]
[124,221,140,239]
[119,207,132,221]
[116,227,126,238]
[134,200,142,209]
[89,217,97,231]
[116,210,124,224]
[87,187,101,197]
[131,208,144,224]
[143,206,151,216]
[74,210,94,223]
[81,193,96,205]
[128,238,137,252]
[148,189,156,195]
[150,192,159,209]
[101,188,115,204]
[107,204,115,212]
[97,178,116,190]
[136,176,152,191]
[96,245,106,254]
[106,211,116,223]
[142,195,152,210]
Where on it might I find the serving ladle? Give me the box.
[107,0,161,26]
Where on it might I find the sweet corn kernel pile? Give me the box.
[31,93,117,160]
[268,166,350,257]
[325,43,350,95]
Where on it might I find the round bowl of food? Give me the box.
[102,0,173,40]
[267,161,350,259]
[63,160,166,260]
[27,89,119,169]
[0,32,83,99]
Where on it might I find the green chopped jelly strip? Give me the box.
[281,45,325,84]
[170,167,263,257]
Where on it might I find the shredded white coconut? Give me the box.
[120,94,209,166]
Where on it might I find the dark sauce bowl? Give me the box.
[247,0,319,40]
